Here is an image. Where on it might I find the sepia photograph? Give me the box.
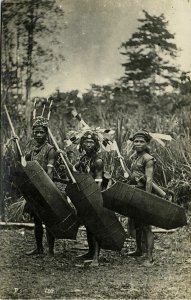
[1,0,191,299]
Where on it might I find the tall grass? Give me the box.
[100,108,191,207]
[2,103,191,222]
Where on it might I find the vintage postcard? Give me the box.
[1,0,191,299]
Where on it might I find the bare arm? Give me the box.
[145,160,154,193]
[47,148,56,180]
[94,159,104,189]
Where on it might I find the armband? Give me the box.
[47,164,54,168]
[73,166,77,172]
[95,179,103,182]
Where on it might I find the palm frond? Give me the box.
[8,197,26,222]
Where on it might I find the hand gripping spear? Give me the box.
[72,110,173,198]
[4,105,27,167]
[48,128,76,184]
[71,109,130,179]
[72,110,169,196]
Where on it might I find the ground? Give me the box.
[0,222,191,299]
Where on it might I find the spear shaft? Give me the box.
[73,110,167,196]
[33,98,37,119]
[4,105,26,167]
[112,141,130,178]
[47,100,53,121]
[73,110,129,178]
[48,128,76,183]
[46,99,76,182]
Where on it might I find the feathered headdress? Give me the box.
[66,109,173,151]
[65,109,116,152]
[32,116,48,128]
[32,97,53,128]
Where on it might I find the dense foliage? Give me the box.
[1,7,191,221]
[2,0,66,130]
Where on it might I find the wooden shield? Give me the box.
[13,161,80,239]
[102,181,187,230]
[65,173,126,251]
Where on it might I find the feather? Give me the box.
[97,128,115,135]
[71,109,116,152]
[149,133,173,141]
[151,137,165,147]
[101,139,116,152]
[65,132,85,147]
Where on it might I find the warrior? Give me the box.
[62,131,104,267]
[127,130,155,265]
[20,116,56,256]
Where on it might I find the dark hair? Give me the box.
[79,131,100,153]
[33,125,48,133]
[130,130,151,143]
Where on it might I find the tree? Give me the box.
[2,0,66,132]
[180,72,191,95]
[120,10,180,101]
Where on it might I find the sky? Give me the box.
[33,0,191,96]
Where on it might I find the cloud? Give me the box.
[33,0,191,94]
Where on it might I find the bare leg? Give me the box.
[144,229,154,263]
[90,239,100,267]
[128,229,143,256]
[26,214,44,255]
[46,228,55,255]
[141,232,147,253]
[77,228,94,259]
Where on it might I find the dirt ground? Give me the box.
[0,221,191,299]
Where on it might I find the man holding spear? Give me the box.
[69,110,176,267]
[24,115,56,256]
[59,131,104,267]
[6,100,57,256]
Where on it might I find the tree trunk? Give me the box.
[25,7,35,136]
[0,191,5,222]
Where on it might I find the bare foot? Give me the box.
[84,259,93,264]
[143,260,154,267]
[76,252,93,260]
[26,248,44,256]
[128,250,142,257]
[89,260,99,267]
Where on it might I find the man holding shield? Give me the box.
[22,116,56,256]
[62,131,104,267]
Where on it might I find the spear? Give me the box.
[48,128,76,183]
[33,98,38,120]
[72,110,169,196]
[4,105,26,167]
[41,103,46,117]
[72,110,167,197]
[45,98,76,182]
[47,99,53,121]
[112,141,130,178]
[71,109,130,178]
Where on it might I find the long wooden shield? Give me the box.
[65,173,126,251]
[13,161,80,239]
[102,181,187,230]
